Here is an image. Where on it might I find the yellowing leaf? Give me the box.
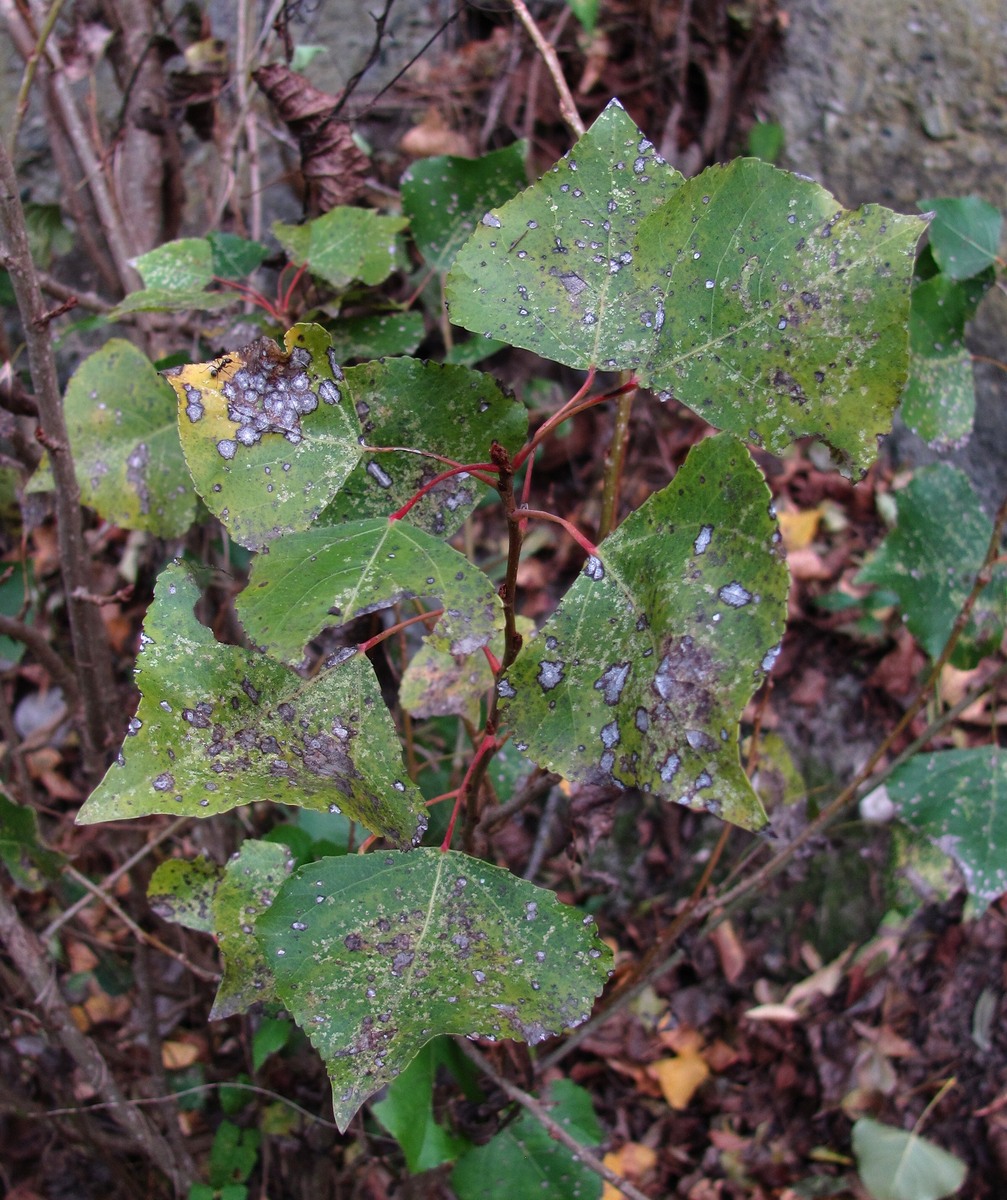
[651,1046,710,1110]
[778,506,822,551]
[161,1039,201,1069]
[602,1143,658,1199]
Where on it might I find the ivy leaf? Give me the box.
[165,323,362,549]
[886,748,1007,911]
[919,195,1003,281]
[500,434,788,830]
[236,518,503,664]
[856,465,1007,668]
[273,208,408,291]
[60,339,198,536]
[852,1117,967,1200]
[255,848,612,1131]
[317,358,526,536]
[447,99,925,477]
[451,1079,602,1200]
[402,141,528,272]
[901,268,992,449]
[77,562,427,849]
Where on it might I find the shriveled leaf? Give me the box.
[857,465,1007,667]
[500,434,788,830]
[447,100,925,477]
[887,748,1007,910]
[78,561,427,849]
[62,339,197,536]
[256,849,611,1130]
[0,793,62,890]
[165,323,361,549]
[901,269,992,449]
[237,518,503,663]
[325,312,425,361]
[451,1079,602,1200]
[210,840,295,1018]
[317,358,526,535]
[919,195,1003,281]
[401,141,528,271]
[273,207,407,291]
[852,1117,967,1200]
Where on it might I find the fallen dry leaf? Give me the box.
[778,506,822,551]
[161,1039,202,1070]
[650,1031,711,1110]
[710,918,746,984]
[601,1143,658,1200]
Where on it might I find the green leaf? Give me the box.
[110,287,234,317]
[78,561,427,849]
[134,238,215,290]
[919,195,1003,281]
[451,1078,602,1200]
[402,142,528,272]
[447,100,925,477]
[886,748,1007,910]
[207,231,269,279]
[500,434,788,830]
[208,1119,260,1189]
[372,1038,470,1172]
[0,563,35,667]
[563,0,600,34]
[251,1016,292,1071]
[852,1117,967,1200]
[236,518,503,664]
[856,465,1007,667]
[165,323,362,549]
[273,208,408,291]
[255,848,612,1131]
[325,311,426,361]
[317,358,526,536]
[901,269,992,449]
[0,794,63,890]
[62,339,198,536]
[148,855,220,931]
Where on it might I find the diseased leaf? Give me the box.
[901,268,992,449]
[61,339,197,536]
[853,1117,967,1200]
[887,748,1007,910]
[451,1079,603,1200]
[919,195,1003,281]
[273,208,408,291]
[318,358,526,535]
[165,323,361,549]
[402,141,528,271]
[236,518,503,664]
[134,238,214,290]
[77,562,427,849]
[856,465,1007,668]
[500,434,788,830]
[148,855,220,931]
[255,848,612,1130]
[447,100,925,477]
[325,312,425,361]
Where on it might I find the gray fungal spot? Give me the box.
[594,662,630,706]
[600,721,620,750]
[366,460,393,488]
[152,771,175,791]
[497,680,517,699]
[660,752,681,782]
[761,643,782,672]
[584,555,605,582]
[325,349,344,380]
[537,660,564,691]
[635,707,650,732]
[318,379,341,405]
[718,581,753,608]
[217,438,237,460]
[686,729,716,751]
[481,212,501,227]
[694,524,714,555]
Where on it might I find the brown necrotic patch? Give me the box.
[649,634,720,727]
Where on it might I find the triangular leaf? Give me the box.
[78,562,427,849]
[856,465,1007,668]
[255,848,612,1131]
[207,231,269,278]
[236,518,503,664]
[886,747,1007,910]
[61,339,198,536]
[317,358,527,535]
[273,208,408,291]
[165,323,362,549]
[919,195,1003,281]
[852,1117,967,1200]
[500,434,788,830]
[447,100,925,476]
[402,141,528,272]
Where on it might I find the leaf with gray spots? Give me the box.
[236,518,503,664]
[500,434,788,830]
[856,465,1007,668]
[77,561,426,849]
[318,358,526,536]
[255,848,612,1131]
[58,339,197,536]
[110,237,235,316]
[148,842,295,1017]
[273,207,408,291]
[447,99,926,477]
[887,748,1007,912]
[402,141,528,272]
[165,323,362,549]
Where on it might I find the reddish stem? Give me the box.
[357,608,444,654]
[482,645,501,674]
[279,261,308,313]
[441,733,499,851]
[515,508,599,559]
[389,462,497,522]
[211,276,283,322]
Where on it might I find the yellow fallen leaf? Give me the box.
[601,1144,658,1199]
[161,1039,201,1070]
[651,1048,710,1110]
[778,506,821,551]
